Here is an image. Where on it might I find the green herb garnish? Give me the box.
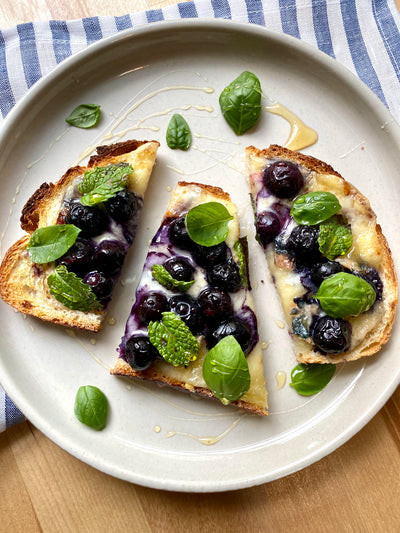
[234,237,250,289]
[47,265,102,312]
[219,71,262,135]
[148,312,199,367]
[290,363,336,396]
[291,191,341,225]
[202,336,250,405]
[185,202,233,247]
[318,218,353,260]
[74,385,108,430]
[314,272,376,318]
[78,163,132,206]
[65,104,101,129]
[27,224,81,264]
[166,113,192,150]
[151,264,195,292]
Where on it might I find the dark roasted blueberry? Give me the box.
[293,291,319,308]
[93,240,126,275]
[286,225,322,265]
[136,291,168,324]
[198,287,233,322]
[65,203,109,238]
[191,241,228,267]
[169,217,194,250]
[82,270,114,301]
[263,160,304,199]
[124,335,159,370]
[353,267,383,300]
[168,294,203,334]
[58,238,94,275]
[206,258,242,293]
[105,190,138,223]
[256,210,281,246]
[311,315,352,354]
[163,257,195,282]
[310,261,344,287]
[206,318,253,355]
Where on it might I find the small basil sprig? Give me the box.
[74,385,108,430]
[47,265,102,312]
[314,272,376,318]
[27,224,80,264]
[291,191,341,225]
[203,335,250,404]
[219,71,262,135]
[152,264,195,292]
[318,218,353,260]
[185,202,233,246]
[166,114,191,150]
[78,163,132,206]
[65,104,101,129]
[290,363,336,396]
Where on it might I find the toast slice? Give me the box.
[111,181,268,415]
[247,144,397,364]
[0,139,159,332]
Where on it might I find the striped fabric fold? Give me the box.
[1,0,400,430]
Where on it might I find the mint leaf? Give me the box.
[78,163,132,206]
[166,114,191,150]
[47,265,102,312]
[318,218,353,260]
[152,264,195,292]
[65,104,101,129]
[27,224,81,264]
[185,202,233,246]
[290,363,336,396]
[219,71,262,135]
[74,385,108,430]
[291,191,341,225]
[148,312,199,367]
[234,237,250,289]
[202,336,250,404]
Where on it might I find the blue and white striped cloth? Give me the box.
[1,0,400,431]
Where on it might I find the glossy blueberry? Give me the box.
[263,160,304,199]
[168,294,203,334]
[163,257,195,282]
[124,335,159,371]
[198,287,233,322]
[286,225,322,265]
[191,242,228,268]
[353,267,383,300]
[93,240,126,275]
[206,318,253,355]
[206,258,242,293]
[310,261,344,287]
[82,270,114,301]
[105,190,137,223]
[256,210,281,246]
[65,203,109,238]
[169,217,194,250]
[311,315,352,354]
[136,291,168,324]
[58,238,94,275]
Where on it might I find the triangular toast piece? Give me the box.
[112,181,268,415]
[0,140,159,332]
[247,144,397,364]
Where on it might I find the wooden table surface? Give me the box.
[1,1,400,532]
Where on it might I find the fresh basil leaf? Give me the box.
[166,113,191,150]
[47,265,103,312]
[65,104,101,129]
[219,71,262,135]
[314,272,376,318]
[27,224,81,264]
[290,363,336,396]
[291,191,341,225]
[203,335,250,404]
[78,163,132,206]
[185,202,233,246]
[148,312,199,367]
[74,385,108,430]
[318,218,353,260]
[234,237,250,289]
[151,264,195,292]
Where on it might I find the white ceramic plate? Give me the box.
[0,20,399,492]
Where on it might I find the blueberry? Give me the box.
[163,257,195,282]
[206,258,242,293]
[206,318,253,355]
[65,203,109,238]
[169,217,194,250]
[58,238,94,275]
[93,240,126,275]
[311,316,351,354]
[286,225,322,265]
[256,210,281,246]
[263,160,304,199]
[136,291,168,324]
[310,261,344,287]
[105,190,137,223]
[168,294,203,334]
[191,242,228,268]
[198,287,233,322]
[124,335,159,371]
[82,270,114,301]
[353,267,383,300]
